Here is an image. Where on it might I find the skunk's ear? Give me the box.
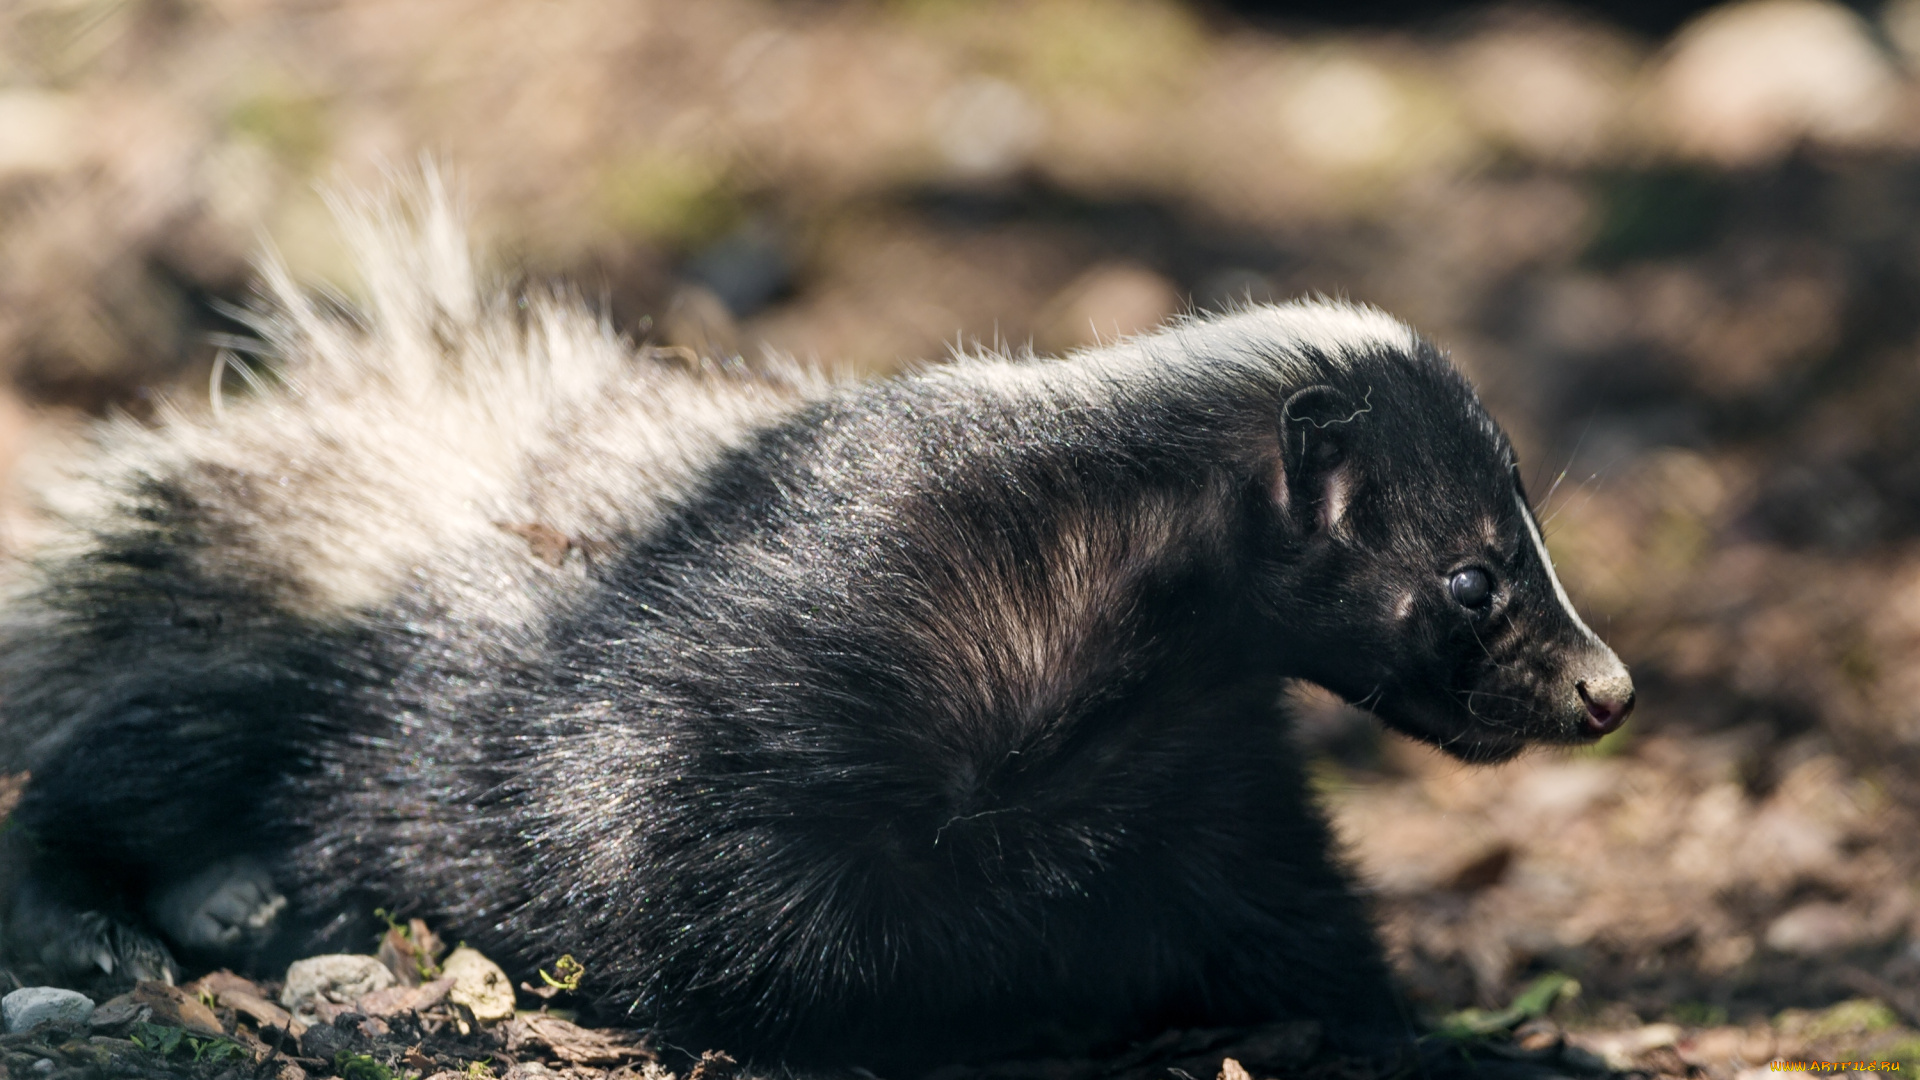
[1276,384,1364,535]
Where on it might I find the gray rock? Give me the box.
[280,954,395,1023]
[2,986,95,1033]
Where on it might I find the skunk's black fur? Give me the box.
[0,181,1631,1072]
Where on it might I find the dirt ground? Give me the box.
[7,0,1920,1076]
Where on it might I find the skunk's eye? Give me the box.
[1449,568,1492,608]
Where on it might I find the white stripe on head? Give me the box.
[1163,300,1421,376]
[1516,490,1602,647]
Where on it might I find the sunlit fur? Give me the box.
[0,179,1627,1072]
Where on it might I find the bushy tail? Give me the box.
[0,164,819,773]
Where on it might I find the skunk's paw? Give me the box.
[6,878,177,984]
[147,858,286,957]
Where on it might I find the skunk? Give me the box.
[0,177,1631,1071]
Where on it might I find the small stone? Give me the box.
[442,947,515,1025]
[0,92,81,178]
[1764,901,1868,955]
[931,76,1044,180]
[1039,263,1180,354]
[281,955,395,1023]
[1655,0,1896,163]
[2,987,94,1033]
[1573,1023,1682,1070]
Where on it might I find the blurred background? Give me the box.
[10,0,1920,1061]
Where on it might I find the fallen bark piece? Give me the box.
[308,999,354,1026]
[185,970,267,1001]
[85,1036,142,1058]
[225,989,306,1038]
[86,999,151,1034]
[443,947,516,1025]
[506,1013,655,1065]
[377,918,447,986]
[189,969,307,1038]
[357,975,454,1018]
[130,981,224,1036]
[282,955,396,1024]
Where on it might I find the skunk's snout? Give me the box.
[1572,657,1634,737]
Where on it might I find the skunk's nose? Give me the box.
[1575,673,1634,736]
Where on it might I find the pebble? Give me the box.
[1764,899,1868,955]
[442,946,516,1024]
[1655,0,1896,163]
[281,954,396,1022]
[2,987,94,1033]
[1573,1023,1682,1071]
[684,224,791,318]
[1040,263,1180,353]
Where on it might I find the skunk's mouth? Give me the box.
[1359,689,1532,764]
[1361,680,1623,764]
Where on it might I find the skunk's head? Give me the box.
[1250,328,1632,765]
